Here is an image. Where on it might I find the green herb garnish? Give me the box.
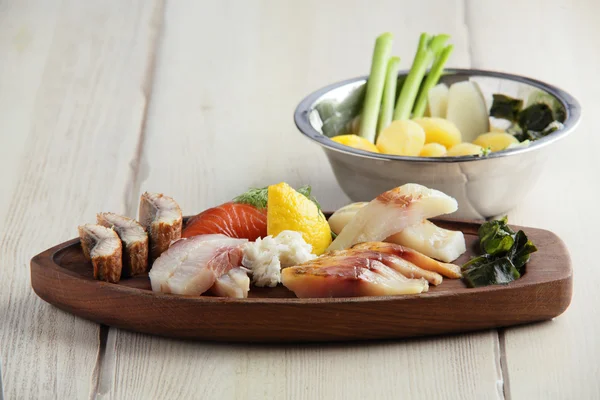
[233,185,322,211]
[462,216,537,288]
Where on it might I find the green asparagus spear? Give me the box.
[377,56,401,135]
[412,44,454,118]
[358,32,393,142]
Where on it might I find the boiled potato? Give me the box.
[446,143,484,157]
[376,120,425,156]
[473,132,519,152]
[419,143,447,157]
[331,134,379,153]
[413,117,462,149]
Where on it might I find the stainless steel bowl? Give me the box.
[294,69,581,219]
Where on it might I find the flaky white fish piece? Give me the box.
[78,224,123,283]
[390,220,465,263]
[209,267,251,298]
[329,202,466,262]
[97,212,149,276]
[327,184,458,251]
[138,192,183,262]
[281,255,428,298]
[149,234,247,295]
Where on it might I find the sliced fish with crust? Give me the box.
[209,267,250,298]
[149,235,247,295]
[97,212,148,277]
[78,224,123,283]
[352,242,461,278]
[281,256,428,298]
[139,192,183,262]
[327,249,443,285]
[327,184,457,251]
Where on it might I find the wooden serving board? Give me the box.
[30,219,572,343]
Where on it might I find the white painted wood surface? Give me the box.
[0,0,161,398]
[0,0,596,399]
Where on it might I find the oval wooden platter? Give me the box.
[30,219,572,343]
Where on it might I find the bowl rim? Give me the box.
[294,68,582,162]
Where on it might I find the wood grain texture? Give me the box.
[0,1,162,398]
[98,1,507,399]
[31,220,572,341]
[467,1,600,398]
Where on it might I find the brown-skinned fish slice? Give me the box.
[281,256,428,298]
[352,242,462,278]
[78,224,123,283]
[97,212,149,277]
[138,192,183,263]
[326,249,443,285]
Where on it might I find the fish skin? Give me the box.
[281,255,428,298]
[352,242,461,279]
[182,202,267,241]
[327,184,457,251]
[149,235,247,296]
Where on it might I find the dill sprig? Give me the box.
[233,185,322,211]
[232,187,269,208]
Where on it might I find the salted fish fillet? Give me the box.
[328,202,466,262]
[149,234,247,295]
[281,256,428,298]
[209,267,251,298]
[327,249,443,285]
[97,212,149,276]
[352,242,461,279]
[327,184,457,251]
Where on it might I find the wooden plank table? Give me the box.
[0,0,597,398]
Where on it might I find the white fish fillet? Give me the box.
[329,203,466,262]
[389,220,466,263]
[327,184,458,251]
[210,268,250,298]
[149,234,247,295]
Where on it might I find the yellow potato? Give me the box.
[419,143,447,157]
[473,132,519,152]
[446,143,484,157]
[376,120,425,156]
[412,117,462,149]
[331,134,379,153]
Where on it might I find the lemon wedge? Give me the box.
[267,182,331,255]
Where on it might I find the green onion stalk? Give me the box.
[358,32,393,143]
[376,56,401,136]
[393,33,449,120]
[411,44,454,118]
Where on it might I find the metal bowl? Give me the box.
[294,68,581,219]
